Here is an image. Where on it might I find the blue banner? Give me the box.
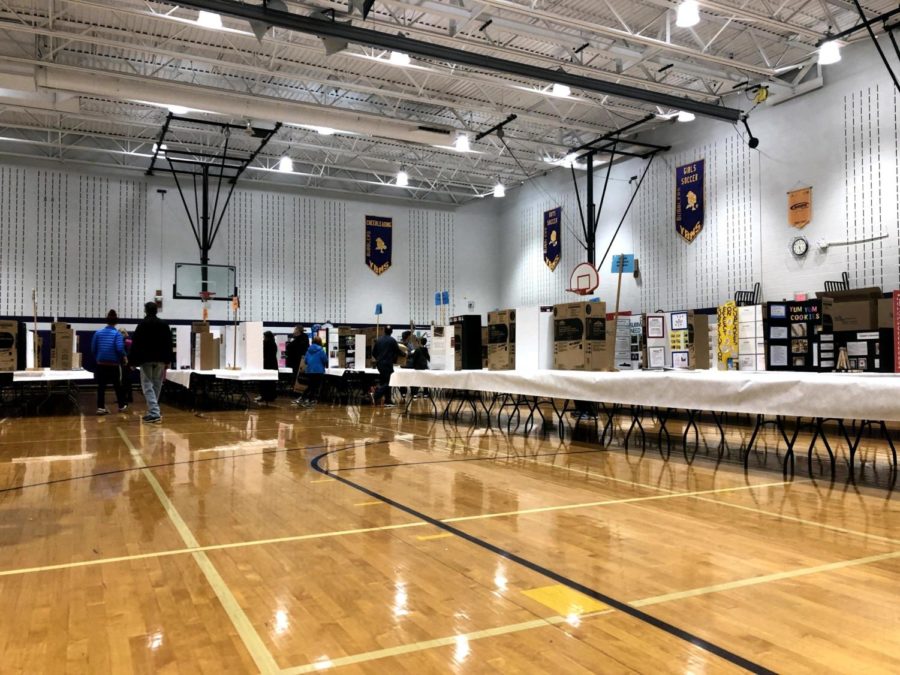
[365,215,392,275]
[675,159,704,243]
[543,207,561,271]
[442,291,450,305]
[610,254,634,274]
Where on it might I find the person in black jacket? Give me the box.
[371,326,401,407]
[129,301,173,424]
[410,336,430,399]
[285,326,309,378]
[256,331,278,404]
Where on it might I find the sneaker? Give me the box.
[142,415,162,424]
[96,408,109,416]
[118,405,129,413]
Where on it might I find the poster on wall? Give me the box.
[675,159,704,243]
[365,215,392,275]
[543,207,562,271]
[788,187,812,228]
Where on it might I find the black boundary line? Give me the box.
[312,446,774,675]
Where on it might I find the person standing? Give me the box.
[372,325,401,407]
[91,310,127,415]
[129,301,173,424]
[410,335,430,399]
[256,331,278,404]
[301,336,328,407]
[286,326,310,405]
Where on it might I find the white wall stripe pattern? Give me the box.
[408,209,455,324]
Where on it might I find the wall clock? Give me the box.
[790,236,809,258]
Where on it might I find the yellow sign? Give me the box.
[788,187,812,228]
[717,301,738,368]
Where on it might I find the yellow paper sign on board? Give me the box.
[788,187,812,228]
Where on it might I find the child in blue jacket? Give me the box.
[300,336,328,406]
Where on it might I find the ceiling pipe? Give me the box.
[162,0,743,122]
[32,63,454,146]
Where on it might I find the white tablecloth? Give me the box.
[165,370,215,388]
[13,370,94,383]
[390,369,900,422]
[212,369,278,382]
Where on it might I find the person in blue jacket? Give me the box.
[300,336,328,407]
[91,309,127,415]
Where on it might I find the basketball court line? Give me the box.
[380,430,900,548]
[310,448,774,674]
[279,609,614,674]
[116,428,280,674]
[278,544,900,673]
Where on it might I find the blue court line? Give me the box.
[312,445,775,674]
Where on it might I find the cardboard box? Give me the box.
[552,301,611,371]
[191,321,210,334]
[692,314,712,370]
[878,298,894,329]
[51,322,71,333]
[51,329,75,370]
[822,298,877,332]
[198,332,220,370]
[487,309,516,370]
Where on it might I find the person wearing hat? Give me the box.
[91,309,127,415]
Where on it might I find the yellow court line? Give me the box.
[310,478,334,484]
[386,431,900,548]
[630,548,900,607]
[354,500,384,507]
[278,547,900,673]
[116,428,280,675]
[416,533,453,541]
[279,609,614,674]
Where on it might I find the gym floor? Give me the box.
[0,398,898,673]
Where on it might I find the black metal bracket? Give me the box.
[149,113,282,273]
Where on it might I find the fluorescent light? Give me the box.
[196,11,223,29]
[818,40,841,65]
[277,156,293,173]
[152,143,167,154]
[453,132,470,153]
[677,111,696,123]
[493,182,505,198]
[396,170,409,187]
[307,126,337,136]
[676,1,700,28]
[389,51,411,66]
[550,83,572,98]
[167,105,189,115]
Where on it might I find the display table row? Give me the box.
[390,369,900,422]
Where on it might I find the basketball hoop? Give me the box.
[567,262,600,295]
[198,291,216,302]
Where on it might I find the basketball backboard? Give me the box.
[174,263,237,300]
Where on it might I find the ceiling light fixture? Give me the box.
[818,40,841,65]
[550,83,572,98]
[388,51,411,66]
[304,125,338,136]
[396,170,409,187]
[196,11,223,29]
[453,132,471,152]
[167,105,189,115]
[493,181,505,198]
[677,110,696,123]
[277,156,293,173]
[675,1,700,28]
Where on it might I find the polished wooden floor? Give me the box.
[1,395,899,674]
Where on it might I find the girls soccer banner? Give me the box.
[543,207,562,271]
[675,159,704,243]
[365,215,392,275]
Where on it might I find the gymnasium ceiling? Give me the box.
[0,0,892,204]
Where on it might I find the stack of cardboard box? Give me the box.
[487,309,516,370]
[0,320,22,371]
[192,322,221,370]
[50,322,76,370]
[552,301,613,371]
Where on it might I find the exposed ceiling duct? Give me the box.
[26,63,454,146]
[162,0,743,122]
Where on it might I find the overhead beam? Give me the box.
[162,0,743,122]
